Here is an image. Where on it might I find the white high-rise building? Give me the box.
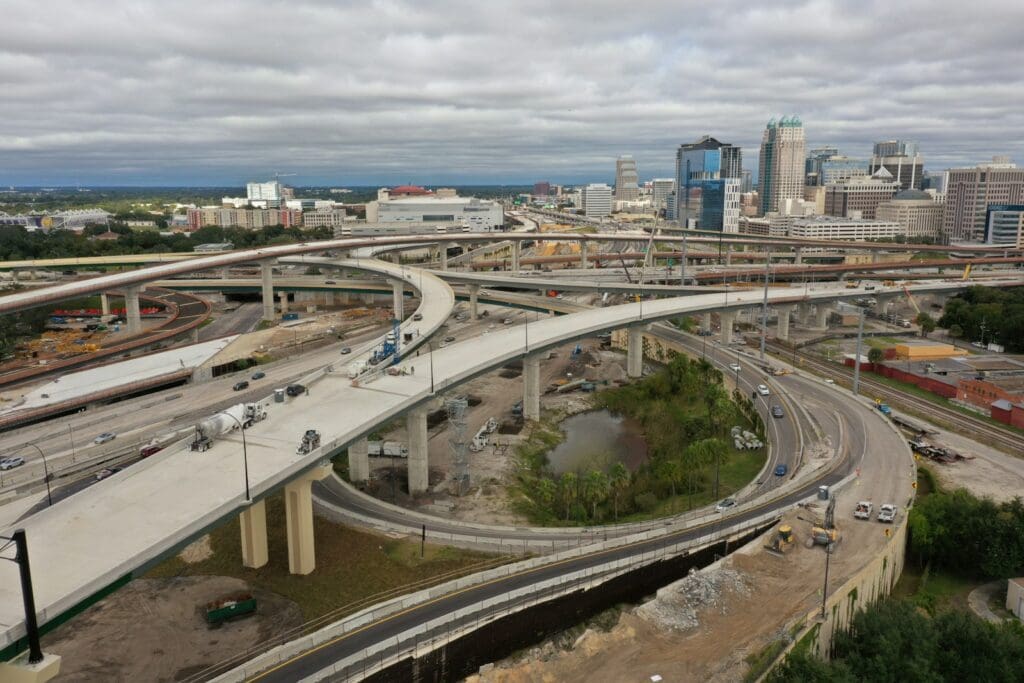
[758,116,806,216]
[246,181,283,204]
[615,156,640,201]
[582,183,613,217]
[651,178,676,214]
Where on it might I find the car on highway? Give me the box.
[251,371,265,380]
[324,280,337,284]
[824,378,835,384]
[340,347,352,355]
[233,381,249,391]
[771,405,785,419]
[757,384,770,396]
[729,363,742,372]
[854,501,873,520]
[774,463,788,477]
[285,384,306,397]
[878,503,898,523]
[0,457,25,471]
[93,432,116,444]
[94,467,122,481]
[412,313,423,321]
[444,336,456,343]
[715,498,737,513]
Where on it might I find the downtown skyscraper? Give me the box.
[614,155,640,201]
[675,136,742,232]
[757,116,806,215]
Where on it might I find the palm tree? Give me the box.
[584,470,610,521]
[559,472,577,521]
[609,462,629,521]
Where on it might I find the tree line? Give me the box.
[514,353,762,525]
[938,285,1024,352]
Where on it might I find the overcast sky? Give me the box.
[1,0,1022,187]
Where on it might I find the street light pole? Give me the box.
[760,246,770,362]
[1,530,43,663]
[218,412,250,502]
[24,444,51,507]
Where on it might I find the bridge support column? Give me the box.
[348,438,370,484]
[580,240,589,268]
[875,296,891,317]
[798,303,812,325]
[124,286,141,335]
[794,248,803,265]
[221,267,230,279]
[284,464,332,575]
[0,654,62,683]
[627,325,645,378]
[239,499,268,569]
[814,305,833,330]
[523,353,541,420]
[100,293,110,316]
[776,304,796,340]
[702,312,712,334]
[510,241,520,272]
[392,280,404,320]
[468,285,480,319]
[260,261,275,321]
[278,291,289,315]
[407,407,429,495]
[725,246,733,267]
[720,310,736,345]
[440,242,450,271]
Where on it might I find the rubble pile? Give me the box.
[637,566,750,631]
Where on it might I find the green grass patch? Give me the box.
[892,564,979,615]
[145,492,504,622]
[744,637,790,683]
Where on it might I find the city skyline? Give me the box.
[1,0,1023,186]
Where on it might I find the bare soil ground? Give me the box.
[41,576,302,683]
[471,503,889,683]
[918,427,1024,501]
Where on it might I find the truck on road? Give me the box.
[854,501,873,520]
[190,403,268,451]
[297,429,321,455]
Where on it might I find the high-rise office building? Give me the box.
[740,169,753,194]
[806,148,867,186]
[614,156,640,201]
[582,183,613,217]
[876,190,944,241]
[651,178,676,215]
[984,205,1024,247]
[758,116,806,216]
[675,135,742,232]
[824,168,900,220]
[246,180,283,207]
[533,181,551,197]
[943,158,1024,242]
[869,140,924,190]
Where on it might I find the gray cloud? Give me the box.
[1,0,1023,185]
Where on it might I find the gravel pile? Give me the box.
[637,566,750,631]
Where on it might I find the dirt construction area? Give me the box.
[367,340,629,525]
[470,504,894,683]
[41,576,302,682]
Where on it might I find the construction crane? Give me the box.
[902,285,921,314]
[274,171,297,182]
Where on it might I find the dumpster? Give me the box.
[205,593,257,626]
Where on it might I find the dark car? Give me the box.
[771,405,785,419]
[325,280,337,284]
[251,371,266,380]
[774,463,788,477]
[286,384,305,397]
[340,347,352,355]
[233,381,250,391]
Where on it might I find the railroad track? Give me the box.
[767,342,1024,454]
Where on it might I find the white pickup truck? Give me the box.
[854,501,873,520]
[877,503,897,523]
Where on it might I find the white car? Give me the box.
[715,498,737,513]
[93,432,117,445]
[854,501,873,520]
[0,457,25,471]
[877,504,898,523]
[756,384,770,396]
[729,363,742,373]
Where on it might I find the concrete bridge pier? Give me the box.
[814,304,833,330]
[284,463,333,575]
[875,296,893,317]
[239,499,269,569]
[407,407,429,495]
[440,243,449,271]
[124,286,141,335]
[468,284,480,319]
[794,247,803,265]
[392,280,404,320]
[510,241,520,272]
[260,261,275,321]
[278,291,289,315]
[702,312,712,334]
[348,438,370,483]
[523,353,541,420]
[798,302,813,326]
[776,304,796,340]
[719,310,736,345]
[580,240,589,268]
[627,325,645,378]
[725,246,733,267]
[100,293,110,316]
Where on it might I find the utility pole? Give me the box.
[852,308,866,396]
[759,245,770,362]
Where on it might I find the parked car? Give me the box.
[0,457,25,471]
[324,279,337,284]
[729,363,742,372]
[854,501,873,520]
[715,498,737,513]
[877,503,898,523]
[251,371,266,380]
[774,463,788,477]
[233,381,250,391]
[444,336,456,343]
[757,384,770,396]
[286,384,305,397]
[412,313,423,321]
[340,347,352,355]
[93,432,116,444]
[771,405,785,419]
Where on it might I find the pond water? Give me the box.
[545,409,649,475]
